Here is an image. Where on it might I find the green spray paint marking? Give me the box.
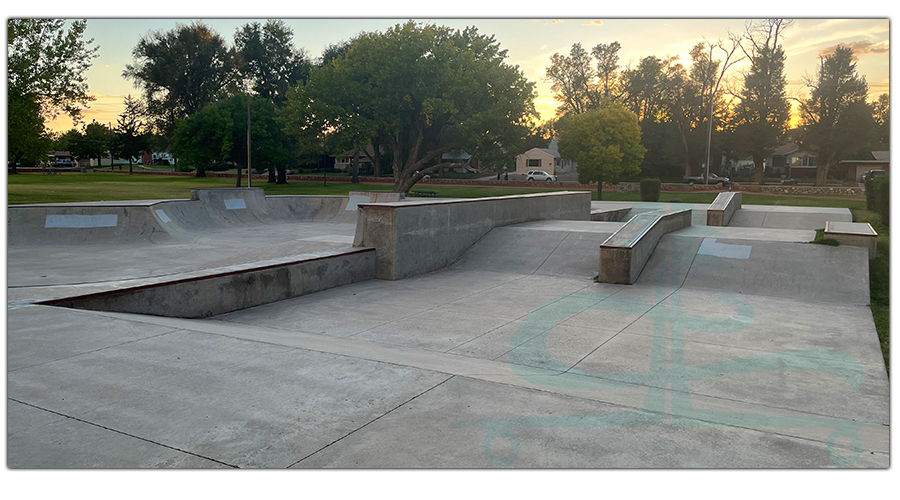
[455,286,879,467]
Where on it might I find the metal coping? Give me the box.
[824,221,878,236]
[600,209,692,249]
[708,192,738,211]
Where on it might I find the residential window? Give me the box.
[527,159,540,167]
[791,156,802,167]
[805,156,817,166]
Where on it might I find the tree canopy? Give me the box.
[124,21,238,136]
[284,21,537,193]
[235,20,312,106]
[797,44,873,185]
[7,18,98,172]
[557,103,646,200]
[7,19,99,120]
[172,94,292,180]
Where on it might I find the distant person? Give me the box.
[504,172,508,181]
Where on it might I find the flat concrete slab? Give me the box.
[6,195,888,468]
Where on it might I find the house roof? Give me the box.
[536,148,561,158]
[771,143,800,156]
[441,149,471,161]
[872,151,889,161]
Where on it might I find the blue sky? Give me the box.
[7,9,890,133]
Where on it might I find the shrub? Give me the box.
[871,176,889,225]
[640,178,661,202]
[865,177,876,211]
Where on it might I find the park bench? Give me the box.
[43,166,59,175]
[411,190,437,197]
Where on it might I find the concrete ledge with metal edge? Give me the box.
[707,191,742,226]
[825,221,878,259]
[41,247,376,318]
[598,209,693,284]
[353,191,592,280]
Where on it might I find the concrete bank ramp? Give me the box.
[451,220,622,278]
[8,189,358,246]
[638,234,870,304]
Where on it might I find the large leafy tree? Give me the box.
[545,43,599,115]
[8,93,52,168]
[557,103,646,200]
[109,95,151,174]
[81,121,113,168]
[733,19,792,184]
[234,20,311,106]
[7,19,98,172]
[124,21,238,139]
[173,95,292,181]
[797,45,873,186]
[286,21,537,193]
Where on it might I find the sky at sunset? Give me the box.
[8,9,891,135]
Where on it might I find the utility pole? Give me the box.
[247,90,252,188]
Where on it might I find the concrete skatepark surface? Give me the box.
[6,192,889,468]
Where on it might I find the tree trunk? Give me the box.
[597,173,603,201]
[195,165,206,178]
[276,165,287,184]
[372,137,381,177]
[236,166,242,187]
[129,159,133,175]
[752,157,764,185]
[10,164,18,174]
[815,164,829,186]
[352,143,360,184]
[267,167,276,183]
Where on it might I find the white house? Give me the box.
[515,139,577,175]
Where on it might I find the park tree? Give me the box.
[124,21,239,140]
[234,20,312,106]
[557,103,646,200]
[733,19,792,184]
[110,95,151,174]
[797,45,873,186]
[545,43,599,115]
[8,93,52,169]
[592,41,622,101]
[285,21,537,193]
[7,19,98,173]
[81,121,113,168]
[871,93,889,149]
[172,95,292,181]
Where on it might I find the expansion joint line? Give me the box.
[8,398,238,468]
[288,375,455,467]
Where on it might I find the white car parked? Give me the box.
[526,170,557,181]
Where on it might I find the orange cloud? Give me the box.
[817,40,889,61]
[583,20,603,26]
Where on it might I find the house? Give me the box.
[334,145,377,172]
[766,143,818,179]
[840,151,889,182]
[515,139,577,175]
